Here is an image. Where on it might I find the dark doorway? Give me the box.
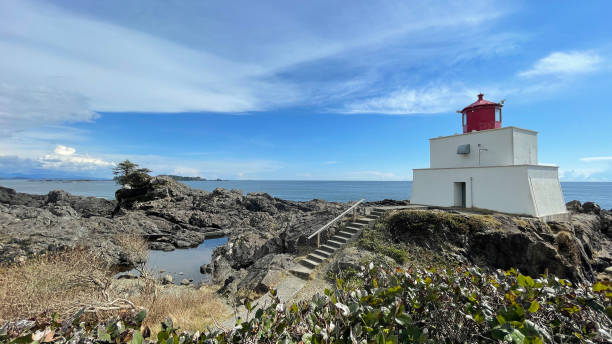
[454,182,466,207]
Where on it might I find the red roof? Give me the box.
[461,93,500,112]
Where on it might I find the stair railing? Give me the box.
[308,199,365,247]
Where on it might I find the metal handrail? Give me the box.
[308,199,365,247]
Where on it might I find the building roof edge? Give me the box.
[429,126,538,141]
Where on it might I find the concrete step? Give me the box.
[355,218,373,225]
[336,231,354,239]
[314,249,332,258]
[299,259,319,269]
[362,216,379,221]
[344,226,362,234]
[331,236,349,244]
[290,266,312,279]
[307,253,328,263]
[319,245,337,254]
[327,240,344,248]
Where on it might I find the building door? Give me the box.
[454,182,466,207]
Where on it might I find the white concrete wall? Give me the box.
[513,129,538,165]
[429,127,538,168]
[411,165,566,217]
[527,166,567,216]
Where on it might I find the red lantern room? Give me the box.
[459,93,503,133]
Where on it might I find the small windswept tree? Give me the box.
[112,160,152,188]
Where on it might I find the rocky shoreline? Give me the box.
[0,176,346,270]
[2,177,612,299]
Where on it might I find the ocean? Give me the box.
[1,179,611,210]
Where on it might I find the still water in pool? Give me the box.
[142,237,227,284]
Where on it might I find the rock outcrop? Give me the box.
[383,201,612,283]
[0,178,345,273]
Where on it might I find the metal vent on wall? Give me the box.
[457,144,470,154]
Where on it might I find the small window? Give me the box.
[495,108,501,122]
[462,113,466,125]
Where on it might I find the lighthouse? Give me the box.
[410,94,568,220]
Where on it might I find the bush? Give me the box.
[386,210,501,235]
[6,266,611,343]
[113,160,152,188]
[357,227,408,264]
[0,248,114,322]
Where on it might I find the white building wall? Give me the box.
[527,166,566,217]
[513,129,538,165]
[429,127,538,168]
[411,165,566,217]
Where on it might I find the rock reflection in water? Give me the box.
[146,237,227,284]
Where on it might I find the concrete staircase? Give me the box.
[290,207,386,279]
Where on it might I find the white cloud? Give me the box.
[0,145,115,177]
[518,51,602,78]
[558,167,607,181]
[342,85,476,115]
[0,84,98,134]
[579,156,612,162]
[39,145,115,170]
[0,0,511,132]
[54,145,76,156]
[171,167,200,177]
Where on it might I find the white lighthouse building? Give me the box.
[410,94,568,220]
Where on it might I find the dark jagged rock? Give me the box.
[565,200,583,213]
[582,201,601,215]
[384,205,612,283]
[0,177,345,278]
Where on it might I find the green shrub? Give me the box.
[386,209,501,235]
[357,226,408,264]
[6,266,611,343]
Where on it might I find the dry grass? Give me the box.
[133,285,230,334]
[113,233,149,267]
[555,231,581,265]
[0,248,114,322]
[0,235,228,334]
[512,217,531,228]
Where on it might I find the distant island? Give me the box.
[158,175,223,181]
[159,175,207,181]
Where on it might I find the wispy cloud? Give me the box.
[171,167,200,177]
[345,170,407,181]
[0,0,512,129]
[580,156,612,162]
[559,167,608,181]
[518,51,602,78]
[341,85,475,115]
[0,84,98,134]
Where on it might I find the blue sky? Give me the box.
[0,0,611,180]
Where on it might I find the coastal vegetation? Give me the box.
[113,160,153,188]
[0,236,229,338]
[2,264,610,343]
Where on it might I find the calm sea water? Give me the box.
[0,179,611,209]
